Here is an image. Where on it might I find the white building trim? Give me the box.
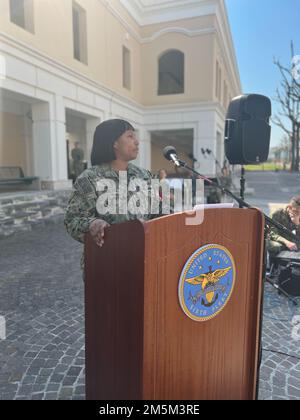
[215,1,241,93]
[143,101,226,175]
[0,31,144,119]
[141,26,216,44]
[107,0,241,94]
[118,0,218,26]
[0,24,227,185]
[100,1,218,45]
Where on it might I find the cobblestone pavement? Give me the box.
[259,284,300,400]
[0,219,84,400]
[0,218,300,400]
[244,170,300,214]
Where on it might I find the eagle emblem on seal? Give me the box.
[186,266,232,307]
[178,245,236,322]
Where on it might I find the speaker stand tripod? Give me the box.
[171,154,299,306]
[239,165,246,205]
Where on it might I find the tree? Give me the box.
[273,42,300,172]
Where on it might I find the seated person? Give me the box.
[267,196,300,258]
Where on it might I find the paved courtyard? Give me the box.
[0,170,300,400]
[260,284,300,400]
[0,219,85,400]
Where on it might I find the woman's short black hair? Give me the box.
[91,119,135,166]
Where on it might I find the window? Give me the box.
[72,1,87,64]
[158,50,184,95]
[9,0,34,33]
[123,46,131,90]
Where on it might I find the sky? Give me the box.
[225,0,300,147]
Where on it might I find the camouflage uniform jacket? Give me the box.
[64,163,159,245]
[267,207,300,254]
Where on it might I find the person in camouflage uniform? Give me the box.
[267,196,300,257]
[71,142,85,179]
[64,119,161,267]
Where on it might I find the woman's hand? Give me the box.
[89,219,110,247]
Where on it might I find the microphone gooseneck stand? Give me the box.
[174,157,299,306]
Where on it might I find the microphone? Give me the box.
[163,146,181,167]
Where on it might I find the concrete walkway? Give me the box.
[0,219,84,400]
[0,219,299,400]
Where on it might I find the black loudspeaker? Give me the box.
[224,94,272,165]
[278,265,300,297]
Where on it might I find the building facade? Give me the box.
[0,0,241,189]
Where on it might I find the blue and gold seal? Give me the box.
[178,244,236,322]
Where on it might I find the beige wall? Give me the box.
[214,33,238,109]
[0,1,241,182]
[0,0,143,102]
[0,0,74,68]
[141,33,215,105]
[140,15,215,38]
[0,1,225,107]
[0,111,27,170]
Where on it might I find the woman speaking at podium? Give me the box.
[64,119,159,266]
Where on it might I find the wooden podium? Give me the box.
[85,208,265,400]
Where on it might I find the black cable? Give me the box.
[176,159,298,244]
[262,347,300,361]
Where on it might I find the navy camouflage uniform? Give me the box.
[267,207,300,256]
[64,163,159,244]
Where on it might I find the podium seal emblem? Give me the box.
[178,244,236,322]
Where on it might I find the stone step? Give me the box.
[0,217,15,226]
[0,223,31,238]
[2,200,51,209]
[0,190,70,238]
[10,210,38,218]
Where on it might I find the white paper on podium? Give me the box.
[193,202,238,211]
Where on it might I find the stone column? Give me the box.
[31,96,72,190]
[194,112,217,177]
[23,110,33,176]
[138,129,151,170]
